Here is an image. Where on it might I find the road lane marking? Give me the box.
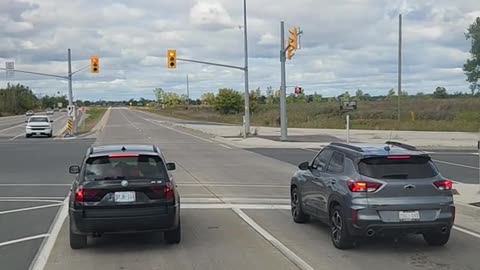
[0,203,62,215]
[0,199,64,203]
[30,196,69,270]
[219,144,233,149]
[181,203,290,209]
[0,234,49,248]
[453,225,480,239]
[0,184,70,186]
[0,197,65,200]
[433,159,479,170]
[177,183,289,188]
[143,118,214,143]
[232,207,315,270]
[0,123,25,133]
[9,133,25,140]
[181,197,290,204]
[302,148,319,153]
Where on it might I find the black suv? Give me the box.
[68,144,180,249]
[291,142,455,249]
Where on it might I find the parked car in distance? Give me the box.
[68,144,181,249]
[25,115,53,138]
[290,141,454,249]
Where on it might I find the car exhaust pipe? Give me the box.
[366,229,375,237]
[441,227,448,234]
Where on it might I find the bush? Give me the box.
[214,88,243,114]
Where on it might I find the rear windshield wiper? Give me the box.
[381,174,408,179]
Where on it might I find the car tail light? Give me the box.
[348,181,383,192]
[434,180,453,191]
[146,183,175,200]
[75,188,84,202]
[75,188,107,202]
[387,155,411,159]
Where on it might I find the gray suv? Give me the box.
[290,141,455,249]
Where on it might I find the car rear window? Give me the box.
[84,154,167,181]
[358,156,438,179]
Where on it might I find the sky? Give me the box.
[1,0,479,101]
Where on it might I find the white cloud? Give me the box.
[189,0,234,30]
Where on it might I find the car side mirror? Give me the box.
[50,120,54,122]
[298,161,310,170]
[25,120,28,123]
[166,162,176,171]
[69,165,80,174]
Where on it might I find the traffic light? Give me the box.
[91,56,99,74]
[167,50,176,69]
[287,28,298,60]
[294,86,302,94]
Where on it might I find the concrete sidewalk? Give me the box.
[167,122,480,150]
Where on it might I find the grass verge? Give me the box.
[78,107,107,134]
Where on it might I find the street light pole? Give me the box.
[243,0,250,137]
[397,14,402,122]
[280,21,288,141]
[67,48,73,106]
[186,74,190,106]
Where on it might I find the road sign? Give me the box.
[294,87,302,94]
[58,102,63,108]
[67,105,75,117]
[66,118,74,135]
[5,62,14,79]
[81,106,87,113]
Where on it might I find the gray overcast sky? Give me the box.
[1,0,479,101]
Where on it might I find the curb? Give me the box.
[456,201,480,216]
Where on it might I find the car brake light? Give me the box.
[348,181,382,192]
[434,180,453,191]
[108,154,140,158]
[387,155,411,159]
[75,188,106,202]
[165,183,174,200]
[75,188,84,202]
[146,183,175,200]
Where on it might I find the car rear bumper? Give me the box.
[26,128,52,135]
[69,205,179,234]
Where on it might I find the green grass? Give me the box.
[138,97,480,132]
[78,108,107,133]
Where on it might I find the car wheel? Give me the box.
[48,132,53,138]
[423,230,450,246]
[70,229,87,249]
[330,205,354,249]
[25,134,31,138]
[164,221,181,244]
[291,187,310,223]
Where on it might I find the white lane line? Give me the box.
[0,184,70,187]
[302,148,319,153]
[181,197,290,204]
[433,159,479,170]
[0,123,25,133]
[9,133,25,140]
[219,144,233,149]
[232,207,315,270]
[0,203,62,215]
[0,234,49,248]
[144,118,214,143]
[177,183,288,188]
[30,196,69,270]
[453,225,480,239]
[0,199,64,203]
[0,197,65,200]
[181,203,290,210]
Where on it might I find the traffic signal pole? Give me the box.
[279,21,288,141]
[68,48,73,106]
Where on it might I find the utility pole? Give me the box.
[186,74,190,106]
[243,0,250,137]
[280,21,288,141]
[68,48,73,106]
[397,14,402,122]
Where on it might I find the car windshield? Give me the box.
[29,117,48,122]
[84,154,167,181]
[358,156,438,179]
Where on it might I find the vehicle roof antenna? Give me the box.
[121,146,126,152]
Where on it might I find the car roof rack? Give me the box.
[385,141,418,151]
[330,142,364,152]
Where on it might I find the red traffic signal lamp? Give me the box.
[294,86,302,94]
[90,56,99,74]
[167,50,176,69]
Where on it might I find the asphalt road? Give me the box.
[2,108,480,270]
[246,148,479,184]
[0,112,69,141]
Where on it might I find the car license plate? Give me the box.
[114,191,136,202]
[399,211,420,221]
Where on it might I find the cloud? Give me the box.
[189,1,234,31]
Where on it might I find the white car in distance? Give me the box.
[25,115,53,138]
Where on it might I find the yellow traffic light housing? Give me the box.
[167,50,176,69]
[91,56,99,74]
[287,28,298,60]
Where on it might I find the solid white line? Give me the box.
[30,196,69,270]
[232,207,315,270]
[0,123,25,133]
[0,197,65,200]
[219,144,233,149]
[453,225,480,239]
[302,148,319,153]
[0,203,62,215]
[0,234,49,248]
[0,184,70,187]
[433,159,479,170]
[180,197,290,204]
[9,133,25,140]
[0,199,64,203]
[144,118,214,143]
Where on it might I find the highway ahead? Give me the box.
[1,108,479,270]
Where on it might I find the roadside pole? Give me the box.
[243,0,250,137]
[279,21,288,141]
[186,74,190,107]
[477,139,480,193]
[67,48,77,135]
[346,114,350,143]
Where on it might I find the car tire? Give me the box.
[164,221,181,244]
[48,132,53,138]
[330,205,355,249]
[423,230,450,246]
[291,187,310,223]
[70,230,87,249]
[25,134,31,138]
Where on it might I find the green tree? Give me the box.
[312,92,323,103]
[201,92,216,106]
[162,92,182,106]
[463,17,480,95]
[386,88,396,100]
[265,86,278,104]
[153,88,164,103]
[214,88,243,114]
[355,89,365,101]
[433,87,448,98]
